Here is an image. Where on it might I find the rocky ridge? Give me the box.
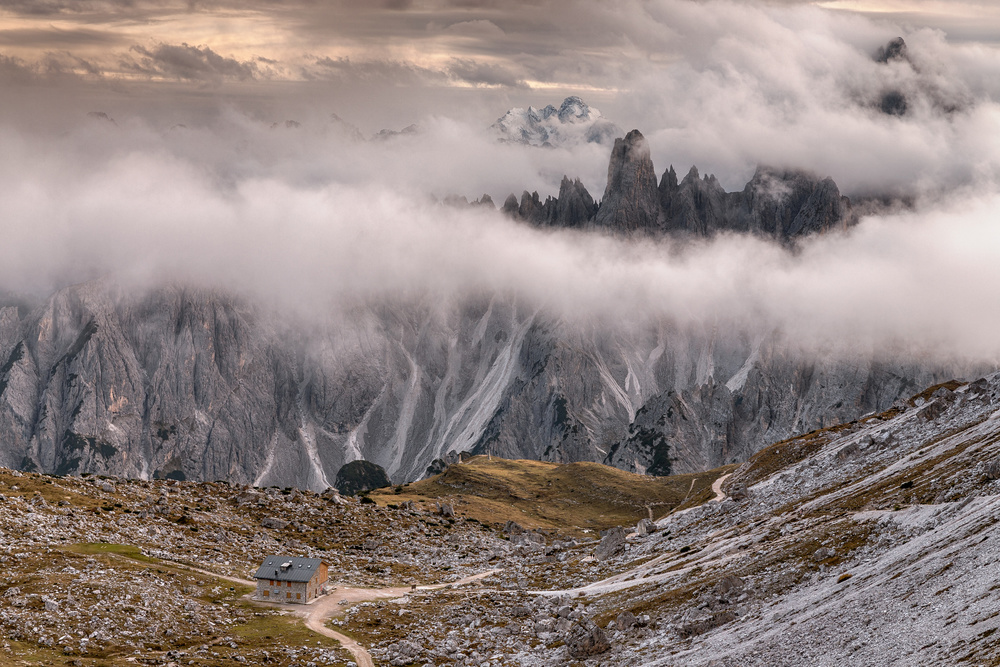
[501,128,854,241]
[0,281,955,489]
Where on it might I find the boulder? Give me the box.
[595,526,626,561]
[504,520,525,536]
[616,610,637,631]
[567,621,611,658]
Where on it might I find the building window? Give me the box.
[287,592,291,599]
[296,593,301,600]
[287,581,291,587]
[263,590,269,597]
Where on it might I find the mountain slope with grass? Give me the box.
[372,455,733,535]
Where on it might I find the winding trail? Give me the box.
[653,471,733,527]
[540,471,736,598]
[278,569,501,667]
[709,472,732,503]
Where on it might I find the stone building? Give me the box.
[253,556,329,604]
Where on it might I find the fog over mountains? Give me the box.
[0,105,985,488]
[3,3,1000,490]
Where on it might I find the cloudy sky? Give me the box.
[3,0,1000,194]
[2,1,999,130]
[3,0,1000,361]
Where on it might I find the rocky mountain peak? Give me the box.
[556,96,591,123]
[593,129,661,232]
[660,165,678,191]
[490,96,621,147]
[553,176,597,227]
[681,165,701,186]
[876,37,908,64]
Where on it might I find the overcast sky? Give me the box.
[2,1,999,130]
[1,0,998,193]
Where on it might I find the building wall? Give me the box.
[255,561,329,604]
[305,569,326,600]
[256,579,308,603]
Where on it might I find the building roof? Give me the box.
[253,556,327,583]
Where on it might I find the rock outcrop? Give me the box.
[876,37,908,64]
[595,526,626,561]
[505,129,853,241]
[593,130,661,233]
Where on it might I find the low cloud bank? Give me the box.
[2,119,1000,365]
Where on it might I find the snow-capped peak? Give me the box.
[490,96,621,147]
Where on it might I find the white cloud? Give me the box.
[3,115,1000,366]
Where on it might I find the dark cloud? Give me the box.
[0,51,101,83]
[1,0,1000,190]
[305,56,446,85]
[0,0,159,16]
[0,54,35,82]
[0,27,126,49]
[447,58,526,87]
[124,43,261,82]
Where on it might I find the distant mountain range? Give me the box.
[490,96,621,147]
[469,128,853,244]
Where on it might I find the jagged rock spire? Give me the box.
[876,37,907,64]
[552,176,596,227]
[501,127,851,241]
[593,129,661,232]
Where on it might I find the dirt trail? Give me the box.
[543,472,737,598]
[653,471,732,528]
[171,552,499,667]
[287,569,502,667]
[169,562,257,587]
[709,472,732,503]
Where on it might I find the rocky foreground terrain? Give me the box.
[2,372,1000,666]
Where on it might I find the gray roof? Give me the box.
[253,556,327,583]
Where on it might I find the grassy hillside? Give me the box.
[371,455,735,535]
